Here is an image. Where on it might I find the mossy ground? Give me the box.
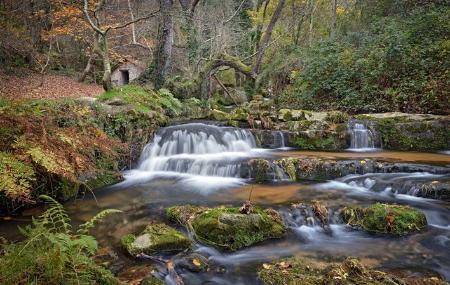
[121,223,190,256]
[342,203,427,235]
[166,205,286,251]
[258,257,408,285]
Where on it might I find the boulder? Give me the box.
[166,206,286,251]
[341,203,427,235]
[121,223,190,256]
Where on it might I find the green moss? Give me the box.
[376,119,448,151]
[210,109,231,121]
[98,85,181,116]
[189,206,286,251]
[258,258,323,285]
[258,257,406,285]
[121,223,190,256]
[325,111,349,124]
[166,205,207,224]
[342,203,427,235]
[249,159,271,183]
[84,171,123,190]
[293,136,337,150]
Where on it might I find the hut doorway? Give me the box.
[120,70,130,85]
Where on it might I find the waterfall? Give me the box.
[273,131,287,149]
[347,120,377,151]
[137,123,257,178]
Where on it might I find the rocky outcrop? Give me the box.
[208,101,449,152]
[248,157,450,182]
[341,203,427,235]
[166,205,286,251]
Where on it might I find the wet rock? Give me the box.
[121,223,190,256]
[117,264,163,285]
[166,205,286,251]
[175,252,209,273]
[166,205,208,224]
[258,257,406,285]
[249,158,272,183]
[248,157,450,183]
[395,179,450,202]
[354,113,449,151]
[341,203,427,235]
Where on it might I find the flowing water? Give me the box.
[347,120,379,152]
[1,123,450,284]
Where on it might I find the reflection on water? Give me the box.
[280,150,450,165]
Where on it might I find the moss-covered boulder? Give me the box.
[249,159,272,183]
[166,205,286,251]
[258,257,407,285]
[341,203,427,235]
[121,223,190,256]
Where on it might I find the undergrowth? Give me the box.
[0,98,125,212]
[0,195,121,285]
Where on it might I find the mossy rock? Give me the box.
[325,111,349,124]
[249,159,271,183]
[258,257,406,285]
[167,206,286,251]
[121,223,190,256]
[210,109,231,121]
[166,205,208,224]
[342,203,427,235]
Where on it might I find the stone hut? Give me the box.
[111,61,144,87]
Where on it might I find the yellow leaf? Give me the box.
[262,263,271,270]
[192,258,201,267]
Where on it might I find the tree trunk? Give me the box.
[101,36,112,91]
[79,54,96,82]
[154,0,174,89]
[331,0,337,39]
[252,0,286,75]
[309,0,316,47]
[127,0,137,44]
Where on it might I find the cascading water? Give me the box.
[347,120,378,151]
[124,123,264,191]
[273,131,288,149]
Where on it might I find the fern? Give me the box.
[0,152,35,202]
[78,209,122,235]
[0,195,122,285]
[38,195,72,234]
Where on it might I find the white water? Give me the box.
[124,123,264,190]
[347,121,378,152]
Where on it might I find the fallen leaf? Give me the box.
[262,263,271,270]
[192,258,202,267]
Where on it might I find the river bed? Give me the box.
[1,123,449,284]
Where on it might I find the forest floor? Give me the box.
[0,70,103,100]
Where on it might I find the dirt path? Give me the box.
[0,71,103,100]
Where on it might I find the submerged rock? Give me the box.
[341,203,427,235]
[121,223,190,256]
[166,205,286,251]
[258,257,407,285]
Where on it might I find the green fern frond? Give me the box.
[38,195,71,234]
[77,209,122,235]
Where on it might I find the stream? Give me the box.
[1,122,449,284]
